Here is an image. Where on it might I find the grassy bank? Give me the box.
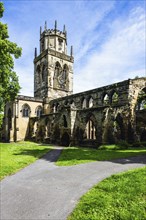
[56,145,146,166]
[68,167,146,220]
[0,141,52,180]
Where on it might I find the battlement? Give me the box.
[42,29,66,39]
[40,20,67,39]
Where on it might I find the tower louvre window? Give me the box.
[58,38,63,46]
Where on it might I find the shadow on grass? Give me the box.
[55,147,146,166]
[14,146,63,163]
[13,146,146,165]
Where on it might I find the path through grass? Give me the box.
[68,167,146,220]
[0,141,52,180]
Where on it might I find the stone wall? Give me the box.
[33,78,146,146]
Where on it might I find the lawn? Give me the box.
[68,167,146,220]
[0,141,52,180]
[56,145,146,166]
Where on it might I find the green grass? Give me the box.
[68,167,146,220]
[0,141,52,180]
[56,146,146,166]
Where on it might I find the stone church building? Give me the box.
[3,22,146,146]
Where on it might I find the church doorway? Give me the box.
[61,132,70,146]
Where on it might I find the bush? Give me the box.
[116,140,130,149]
[132,142,146,148]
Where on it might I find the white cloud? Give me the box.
[73,5,145,93]
[2,1,145,96]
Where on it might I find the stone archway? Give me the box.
[61,132,70,146]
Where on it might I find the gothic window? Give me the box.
[36,106,43,117]
[54,62,61,77]
[52,103,59,113]
[58,38,63,50]
[103,94,109,105]
[112,92,119,103]
[88,97,93,108]
[52,104,56,113]
[22,104,31,117]
[63,64,68,78]
[58,64,68,87]
[82,98,87,109]
[85,119,96,140]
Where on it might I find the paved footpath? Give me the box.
[1,147,146,220]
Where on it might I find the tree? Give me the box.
[0,2,22,113]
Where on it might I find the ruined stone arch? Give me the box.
[84,113,97,140]
[111,90,119,104]
[70,100,75,108]
[52,102,60,113]
[102,93,109,105]
[115,113,124,140]
[35,105,43,117]
[61,132,70,146]
[82,97,87,109]
[88,96,94,108]
[135,87,146,141]
[136,87,146,111]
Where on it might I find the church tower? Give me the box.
[34,21,74,100]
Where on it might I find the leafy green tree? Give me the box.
[0,2,22,114]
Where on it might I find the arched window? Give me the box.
[22,104,31,117]
[82,98,87,109]
[85,119,96,140]
[88,97,93,108]
[103,94,109,105]
[54,62,61,77]
[112,92,119,103]
[36,106,43,117]
[52,103,59,113]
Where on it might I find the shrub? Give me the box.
[117,140,130,149]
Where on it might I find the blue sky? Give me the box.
[2,0,146,96]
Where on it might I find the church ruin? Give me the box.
[3,21,146,146]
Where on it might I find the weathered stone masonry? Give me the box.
[2,21,146,146]
[32,77,146,146]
